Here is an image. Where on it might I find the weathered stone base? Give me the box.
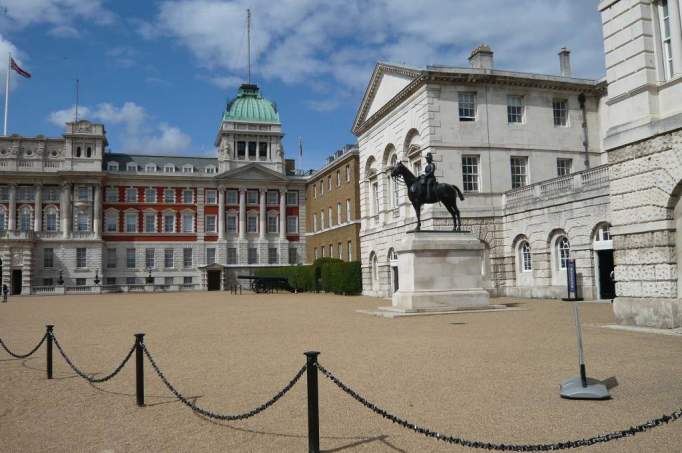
[392,289,490,312]
[613,297,681,329]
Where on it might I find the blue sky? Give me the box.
[0,0,605,170]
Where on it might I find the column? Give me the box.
[218,187,225,240]
[259,189,266,239]
[670,0,682,77]
[61,183,71,239]
[8,183,16,231]
[279,189,286,239]
[93,184,102,236]
[34,184,42,232]
[238,188,246,239]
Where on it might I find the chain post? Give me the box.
[46,325,54,379]
[135,333,145,407]
[305,351,320,453]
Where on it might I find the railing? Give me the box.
[0,230,35,241]
[65,286,95,293]
[71,231,98,240]
[179,283,199,291]
[128,284,145,292]
[37,231,62,239]
[0,159,63,172]
[504,164,609,210]
[32,286,56,294]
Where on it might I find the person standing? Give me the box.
[2,284,8,303]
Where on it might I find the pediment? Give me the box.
[216,162,288,182]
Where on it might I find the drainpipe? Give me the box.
[578,93,590,169]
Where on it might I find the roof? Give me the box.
[104,153,217,171]
[222,84,280,124]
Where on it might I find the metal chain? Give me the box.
[51,334,136,383]
[0,334,47,359]
[143,344,306,421]
[316,362,682,451]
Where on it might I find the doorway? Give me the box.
[597,250,615,299]
[11,269,22,295]
[207,270,221,291]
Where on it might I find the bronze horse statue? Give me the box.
[390,161,465,231]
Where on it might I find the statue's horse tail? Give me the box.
[454,184,464,201]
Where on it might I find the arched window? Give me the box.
[388,248,398,262]
[19,206,32,232]
[44,206,59,232]
[370,252,378,289]
[390,155,399,208]
[557,237,570,270]
[75,208,90,232]
[595,223,611,242]
[76,146,82,157]
[86,147,92,158]
[520,242,532,271]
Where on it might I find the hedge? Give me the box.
[254,258,362,295]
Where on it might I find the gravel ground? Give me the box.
[0,292,680,453]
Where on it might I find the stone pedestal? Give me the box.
[390,231,490,312]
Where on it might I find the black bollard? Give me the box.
[135,333,145,407]
[46,325,54,379]
[305,351,320,453]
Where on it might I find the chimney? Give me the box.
[468,44,494,70]
[559,47,571,77]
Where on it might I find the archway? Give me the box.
[592,222,614,299]
[387,248,398,296]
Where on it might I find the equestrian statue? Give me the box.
[390,152,465,232]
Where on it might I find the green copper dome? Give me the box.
[222,83,280,124]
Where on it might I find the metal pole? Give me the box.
[4,52,10,136]
[305,351,320,453]
[573,302,588,388]
[135,333,145,407]
[46,325,54,379]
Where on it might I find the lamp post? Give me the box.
[145,267,153,284]
[57,269,64,286]
[94,268,100,286]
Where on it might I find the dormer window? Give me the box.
[145,164,157,173]
[205,166,217,174]
[164,164,175,173]
[107,162,119,171]
[127,163,138,172]
[182,165,194,173]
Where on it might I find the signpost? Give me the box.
[560,259,610,400]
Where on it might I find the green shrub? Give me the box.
[254,265,315,292]
[254,259,362,295]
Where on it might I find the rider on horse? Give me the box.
[412,152,436,201]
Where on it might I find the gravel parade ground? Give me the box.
[0,292,681,453]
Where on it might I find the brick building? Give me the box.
[304,145,361,263]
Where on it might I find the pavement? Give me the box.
[0,292,680,452]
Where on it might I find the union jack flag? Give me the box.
[10,58,31,79]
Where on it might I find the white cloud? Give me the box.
[206,75,242,90]
[48,25,80,38]
[144,0,605,107]
[0,0,115,30]
[0,34,26,91]
[48,102,192,155]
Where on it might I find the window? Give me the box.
[337,202,342,225]
[226,190,238,204]
[77,186,90,201]
[658,0,674,80]
[266,190,278,205]
[164,188,175,203]
[206,248,216,264]
[125,187,137,203]
[107,162,119,171]
[205,190,217,204]
[248,248,258,264]
[247,214,258,233]
[125,212,138,233]
[390,155,399,208]
[76,248,87,268]
[248,142,257,159]
[45,209,58,232]
[328,176,332,192]
[345,164,351,182]
[205,166,217,174]
[458,92,476,121]
[320,210,325,229]
[346,199,352,221]
[183,248,192,267]
[328,207,333,227]
[164,164,175,173]
[105,212,118,232]
[268,248,278,264]
[0,208,5,231]
[105,187,118,202]
[76,278,87,287]
[520,242,532,272]
[287,216,298,233]
[43,278,54,287]
[314,248,319,259]
[329,244,334,258]
[126,248,136,269]
[17,186,34,201]
[348,241,353,261]
[44,248,54,268]
[181,212,194,233]
[183,165,194,174]
[145,164,157,173]
[557,237,571,270]
[507,95,524,124]
[313,185,317,199]
[338,242,343,260]
[164,213,176,233]
[182,190,193,204]
[43,187,60,202]
[320,180,324,196]
[144,212,156,233]
[163,277,173,285]
[75,210,89,232]
[247,190,259,205]
[126,277,137,285]
[510,157,528,189]
[227,248,237,264]
[259,142,268,159]
[205,215,217,233]
[237,141,246,159]
[145,188,157,203]
[145,248,155,269]
[557,158,572,177]
[462,156,480,192]
[553,99,568,126]
[336,170,341,187]
[183,276,193,285]
[267,214,278,233]
[372,182,379,215]
[164,249,174,268]
[107,249,117,269]
[286,191,298,206]
[19,207,31,232]
[313,213,318,231]
[227,214,237,233]
[289,248,297,264]
[596,224,611,242]
[127,163,137,172]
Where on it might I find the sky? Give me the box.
[0,0,606,170]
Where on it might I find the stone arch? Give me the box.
[364,155,377,179]
[548,229,570,286]
[403,128,422,157]
[382,144,397,168]
[369,251,379,291]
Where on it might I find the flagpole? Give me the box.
[4,52,10,136]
